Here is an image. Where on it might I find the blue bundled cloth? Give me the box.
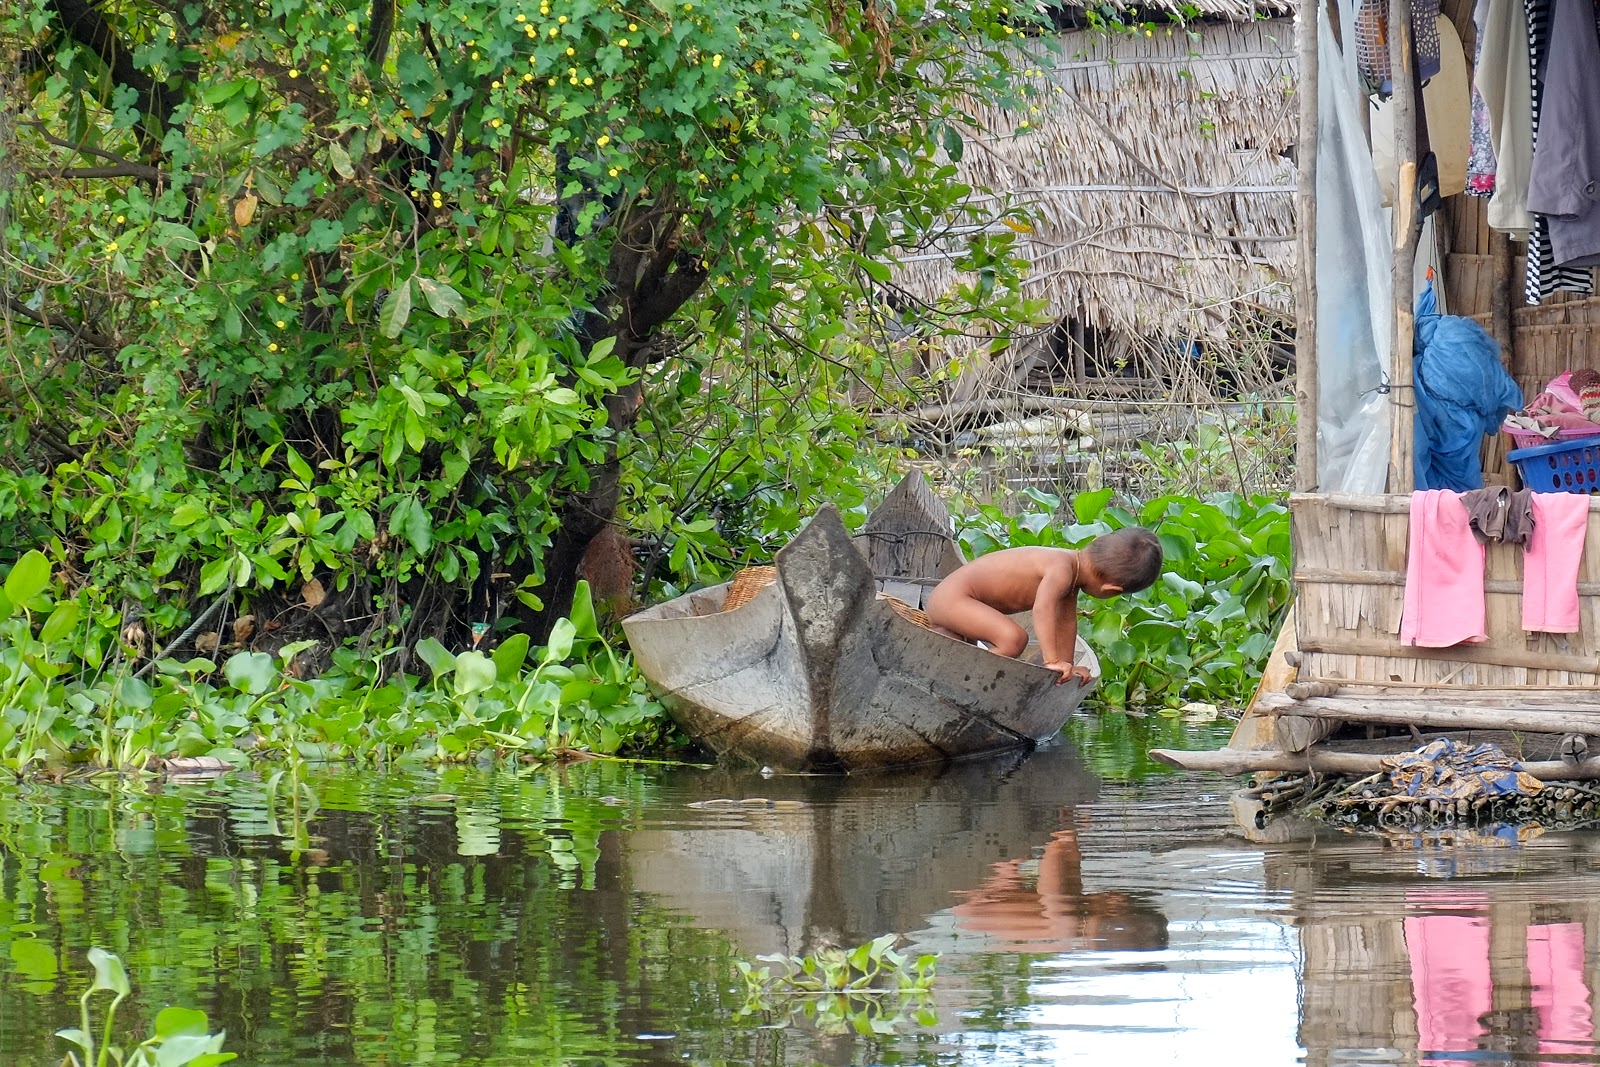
[1412,278,1522,491]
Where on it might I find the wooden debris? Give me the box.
[1148,746,1600,782]
[1256,692,1600,736]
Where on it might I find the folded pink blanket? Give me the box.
[1523,492,1590,633]
[1402,490,1488,647]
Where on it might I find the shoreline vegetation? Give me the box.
[0,484,1289,780]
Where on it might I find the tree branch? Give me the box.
[46,0,180,138]
[2,294,117,351]
[27,164,163,181]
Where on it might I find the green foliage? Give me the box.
[957,487,1291,709]
[0,547,666,775]
[56,948,233,1067]
[1,0,1046,666]
[736,934,938,1036]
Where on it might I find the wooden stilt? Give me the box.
[1295,0,1320,493]
[1385,0,1423,494]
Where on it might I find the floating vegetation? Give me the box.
[735,934,939,1036]
[55,948,234,1067]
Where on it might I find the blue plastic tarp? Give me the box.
[1412,279,1522,491]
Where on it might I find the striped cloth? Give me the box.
[1521,0,1595,304]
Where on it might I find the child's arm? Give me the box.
[1032,562,1091,685]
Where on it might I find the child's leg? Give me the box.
[924,589,1029,658]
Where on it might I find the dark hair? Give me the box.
[1083,527,1163,593]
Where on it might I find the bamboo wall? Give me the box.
[1291,494,1600,686]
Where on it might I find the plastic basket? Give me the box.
[1507,438,1600,494]
[1504,422,1600,450]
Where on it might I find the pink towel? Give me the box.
[1528,923,1591,1059]
[1523,492,1590,633]
[1405,913,1491,1059]
[1402,490,1488,647]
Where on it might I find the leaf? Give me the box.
[491,633,530,680]
[223,651,277,695]
[568,580,598,641]
[414,637,456,678]
[172,502,209,527]
[154,1006,210,1039]
[453,651,497,697]
[54,1027,90,1052]
[301,579,326,609]
[379,279,413,338]
[39,600,80,644]
[233,194,258,227]
[86,947,130,997]
[5,549,51,605]
[1072,487,1116,523]
[327,140,355,179]
[389,496,432,554]
[156,1033,221,1067]
[543,617,576,664]
[417,277,466,320]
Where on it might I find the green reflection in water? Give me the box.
[0,763,883,1067]
[1066,711,1237,782]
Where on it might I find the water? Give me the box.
[2,722,1598,1066]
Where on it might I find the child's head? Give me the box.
[1080,527,1163,597]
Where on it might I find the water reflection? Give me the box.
[2,731,1600,1065]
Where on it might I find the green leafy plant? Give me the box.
[957,487,1291,709]
[55,948,233,1067]
[0,547,669,777]
[735,934,939,1036]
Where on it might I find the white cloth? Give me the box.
[1476,0,1535,238]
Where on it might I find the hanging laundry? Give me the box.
[1522,491,1589,633]
[1370,15,1472,204]
[1521,0,1595,303]
[1475,0,1535,237]
[1459,486,1535,544]
[1412,278,1524,492]
[1401,490,1488,647]
[1465,0,1498,198]
[1355,0,1444,95]
[1525,0,1600,269]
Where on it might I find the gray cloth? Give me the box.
[1476,0,1535,238]
[1460,486,1535,545]
[1526,0,1600,268]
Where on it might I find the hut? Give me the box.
[892,6,1299,412]
[1155,0,1600,798]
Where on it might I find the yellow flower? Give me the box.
[490,118,503,128]
[347,21,357,31]
[515,12,526,21]
[471,51,479,59]
[276,320,287,329]
[1018,120,1029,129]
[566,46,575,55]
[609,167,619,176]
[711,53,722,67]
[288,68,300,77]
[320,63,329,71]
[277,294,287,303]
[570,76,579,84]
[548,76,557,85]
[617,38,628,46]
[116,214,125,223]
[628,22,637,30]
[105,241,119,253]
[792,30,800,39]
[36,195,44,204]
[568,66,576,75]
[268,343,279,352]
[549,26,558,35]
[683,2,692,9]
[597,134,610,146]
[583,75,592,84]
[291,273,301,281]
[523,72,534,81]
[558,14,567,22]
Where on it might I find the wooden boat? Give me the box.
[621,473,1100,771]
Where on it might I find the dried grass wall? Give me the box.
[894,20,1298,400]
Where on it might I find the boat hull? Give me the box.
[622,503,1098,771]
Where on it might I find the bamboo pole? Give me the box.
[1385,0,1423,494]
[1257,692,1600,734]
[1149,746,1600,781]
[1490,230,1516,362]
[1294,0,1320,492]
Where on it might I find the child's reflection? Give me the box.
[948,827,1168,952]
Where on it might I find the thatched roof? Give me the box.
[894,20,1297,396]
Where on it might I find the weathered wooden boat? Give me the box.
[621,473,1100,771]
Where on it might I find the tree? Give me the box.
[0,0,1040,664]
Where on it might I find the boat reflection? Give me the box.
[623,741,1170,959]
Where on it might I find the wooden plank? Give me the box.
[1294,568,1600,596]
[1295,0,1319,492]
[1299,636,1600,674]
[1386,0,1422,495]
[1150,746,1600,780]
[1258,692,1600,733]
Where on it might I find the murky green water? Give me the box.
[2,718,1599,1066]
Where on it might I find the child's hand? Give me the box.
[1044,661,1093,686]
